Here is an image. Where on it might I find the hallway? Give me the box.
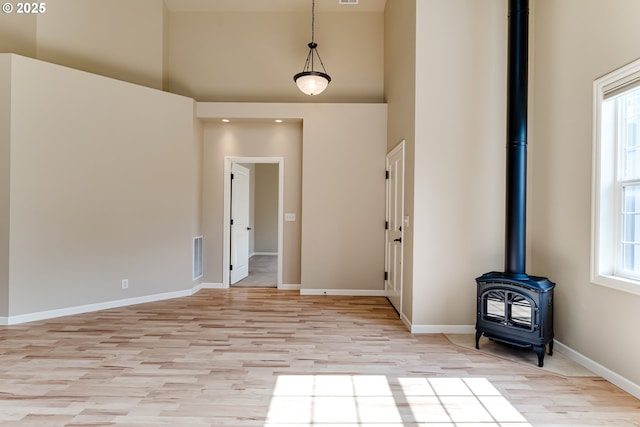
[232,255,277,288]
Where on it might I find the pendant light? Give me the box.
[294,0,331,96]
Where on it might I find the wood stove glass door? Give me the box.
[481,288,535,331]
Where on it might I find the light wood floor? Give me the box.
[0,288,639,426]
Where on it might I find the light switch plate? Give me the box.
[285,213,296,222]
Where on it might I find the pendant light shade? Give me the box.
[294,72,330,96]
[294,0,331,95]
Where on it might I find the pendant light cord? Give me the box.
[311,0,316,43]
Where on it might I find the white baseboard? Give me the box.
[2,288,195,326]
[399,312,411,330]
[394,326,640,400]
[2,282,231,325]
[196,282,227,290]
[278,283,301,290]
[300,289,387,296]
[252,252,277,256]
[410,324,476,334]
[554,340,640,400]
[403,327,640,399]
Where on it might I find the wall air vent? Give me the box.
[339,0,358,4]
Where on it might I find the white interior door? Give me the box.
[231,163,250,284]
[385,141,405,314]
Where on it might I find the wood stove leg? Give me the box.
[475,331,482,349]
[548,339,554,356]
[534,345,545,367]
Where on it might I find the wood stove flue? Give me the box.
[475,0,555,367]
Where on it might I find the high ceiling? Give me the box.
[164,0,386,13]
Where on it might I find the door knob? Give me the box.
[394,237,402,243]
[247,227,252,231]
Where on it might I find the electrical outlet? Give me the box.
[122,279,129,289]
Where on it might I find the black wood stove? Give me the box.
[475,0,555,367]
[475,272,554,367]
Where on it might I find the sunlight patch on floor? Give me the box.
[265,375,531,426]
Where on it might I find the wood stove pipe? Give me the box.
[505,0,529,279]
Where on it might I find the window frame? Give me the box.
[592,58,640,295]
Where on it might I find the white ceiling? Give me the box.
[164,0,386,13]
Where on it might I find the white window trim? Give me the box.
[591,58,640,295]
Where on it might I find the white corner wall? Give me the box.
[384,0,416,322]
[412,0,507,327]
[4,54,199,319]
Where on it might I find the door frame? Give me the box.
[223,156,285,288]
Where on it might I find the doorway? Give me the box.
[223,157,284,288]
[230,163,251,284]
[385,140,405,314]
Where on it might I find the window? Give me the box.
[592,58,640,294]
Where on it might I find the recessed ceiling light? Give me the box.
[275,119,283,123]
[221,119,230,123]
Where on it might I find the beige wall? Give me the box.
[242,163,257,256]
[198,102,387,292]
[300,104,387,291]
[0,0,166,89]
[35,0,166,89]
[411,0,507,326]
[0,12,36,57]
[0,56,10,317]
[192,110,204,240]
[384,0,416,322]
[162,0,170,91]
[255,164,279,254]
[531,0,640,386]
[1,1,383,103]
[4,54,198,316]
[168,10,384,102]
[202,121,302,285]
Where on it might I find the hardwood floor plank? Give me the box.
[0,288,639,426]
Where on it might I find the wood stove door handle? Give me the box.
[393,238,402,243]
